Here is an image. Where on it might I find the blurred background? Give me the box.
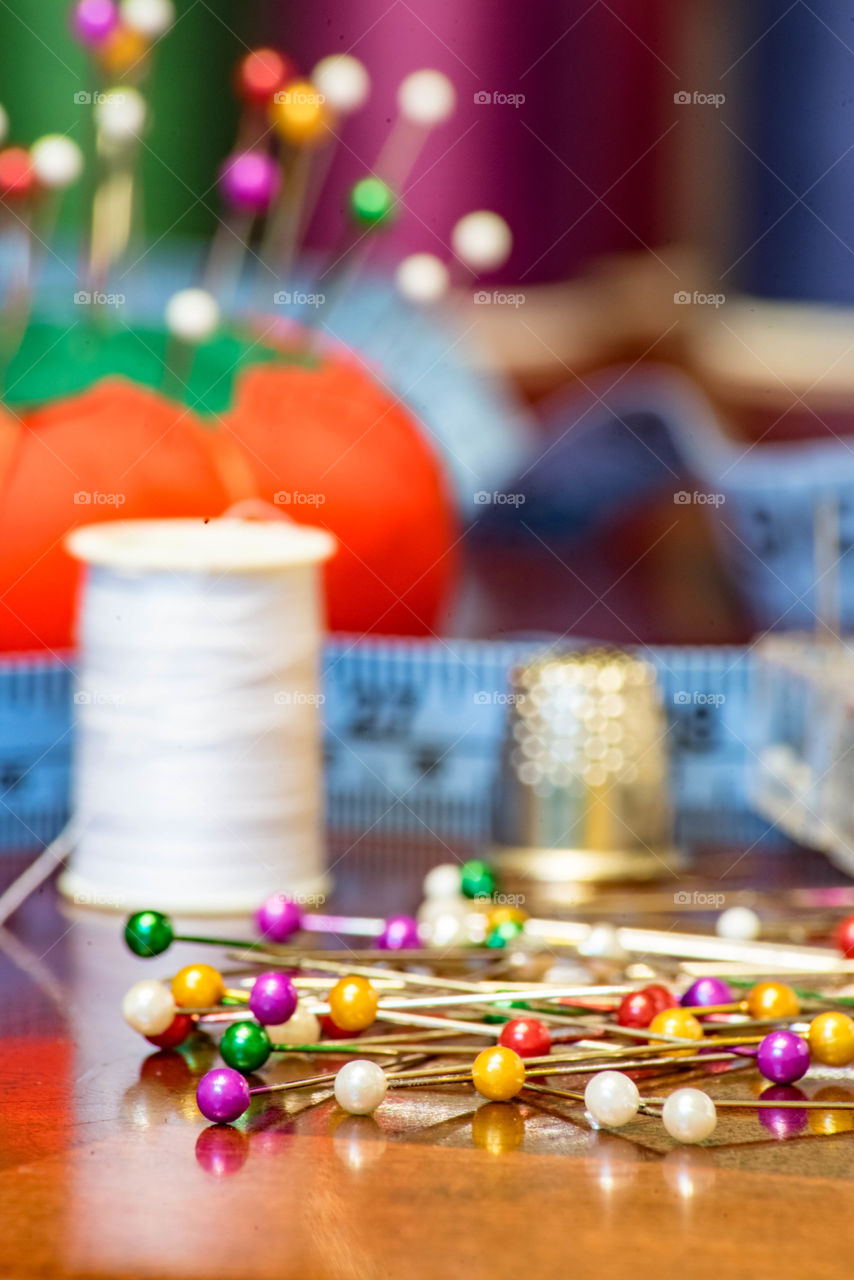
[5,1,854,872]
[5,0,854,649]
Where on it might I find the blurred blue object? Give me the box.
[0,639,778,855]
[481,363,854,632]
[735,0,854,304]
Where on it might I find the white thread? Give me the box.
[59,519,335,913]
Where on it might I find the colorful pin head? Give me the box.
[460,858,496,900]
[649,1008,703,1041]
[585,1070,640,1127]
[746,981,799,1020]
[757,1029,810,1085]
[311,55,370,114]
[255,892,303,942]
[334,1059,387,1115]
[30,135,83,191]
[716,905,760,940]
[171,963,224,1010]
[471,1045,526,1101]
[0,148,34,201]
[235,48,295,108]
[197,1067,251,1123]
[125,909,174,956]
[498,1017,551,1058]
[248,971,298,1025]
[164,288,220,344]
[94,86,147,145]
[122,979,176,1035]
[327,976,379,1032]
[377,914,420,950]
[220,1020,272,1073]
[349,176,395,228]
[834,914,854,958]
[808,1011,854,1066]
[397,69,455,126]
[485,918,524,949]
[452,211,512,273]
[120,0,175,39]
[72,0,119,46]
[97,26,150,76]
[681,977,733,1009]
[661,1088,717,1144]
[269,80,330,146]
[395,253,449,304]
[145,1012,194,1049]
[218,150,281,215]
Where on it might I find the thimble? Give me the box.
[492,647,677,884]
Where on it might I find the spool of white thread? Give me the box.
[59,518,336,913]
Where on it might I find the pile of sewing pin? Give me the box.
[120,861,854,1146]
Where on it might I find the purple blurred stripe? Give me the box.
[281,0,674,283]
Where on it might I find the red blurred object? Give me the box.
[145,1013,194,1050]
[234,48,295,107]
[642,985,676,1014]
[616,991,656,1029]
[0,147,34,200]
[227,361,458,636]
[0,380,239,652]
[0,354,457,650]
[834,915,854,958]
[319,1015,357,1040]
[498,1017,551,1058]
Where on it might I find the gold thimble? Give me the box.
[492,647,677,884]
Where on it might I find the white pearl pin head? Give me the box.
[95,87,147,146]
[164,288,220,345]
[662,1088,717,1145]
[451,211,512,273]
[716,905,760,941]
[120,0,175,38]
[266,1001,322,1046]
[584,1071,641,1128]
[122,979,176,1036]
[395,253,450,305]
[30,135,84,190]
[398,70,456,126]
[334,1060,388,1115]
[422,863,462,900]
[312,55,370,114]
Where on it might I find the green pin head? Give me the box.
[220,1021,272,1074]
[349,176,396,227]
[460,859,497,900]
[124,910,174,957]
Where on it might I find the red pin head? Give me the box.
[0,147,34,201]
[234,48,296,108]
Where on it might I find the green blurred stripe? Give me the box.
[0,0,251,235]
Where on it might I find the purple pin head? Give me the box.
[218,151,281,215]
[377,914,421,951]
[72,0,118,45]
[255,893,303,943]
[681,977,733,1009]
[248,971,298,1025]
[757,1030,810,1086]
[196,1067,251,1124]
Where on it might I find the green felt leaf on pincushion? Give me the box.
[3,320,292,416]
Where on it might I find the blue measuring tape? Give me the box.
[0,639,775,855]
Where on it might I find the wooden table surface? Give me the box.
[3,849,854,1280]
